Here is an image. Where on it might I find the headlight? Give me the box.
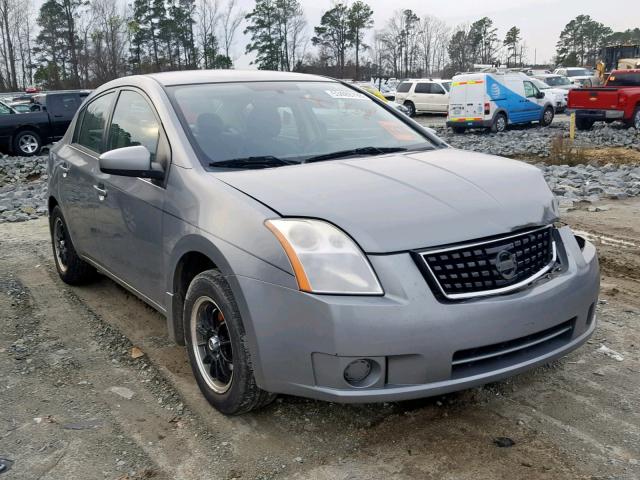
[265,219,383,295]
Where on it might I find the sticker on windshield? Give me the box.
[325,89,367,100]
[378,121,420,141]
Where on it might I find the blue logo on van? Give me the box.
[490,83,501,99]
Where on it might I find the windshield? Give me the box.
[566,69,591,77]
[544,76,571,86]
[169,81,434,167]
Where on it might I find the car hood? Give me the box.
[214,149,558,253]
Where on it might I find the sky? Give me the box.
[232,0,640,68]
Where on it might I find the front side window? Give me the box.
[523,81,537,98]
[107,90,160,158]
[396,82,412,93]
[442,81,451,92]
[77,92,115,153]
[431,84,446,94]
[169,81,435,167]
[0,102,11,114]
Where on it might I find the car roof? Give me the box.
[611,69,640,74]
[144,69,333,86]
[535,73,561,77]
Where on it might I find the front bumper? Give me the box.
[229,227,599,403]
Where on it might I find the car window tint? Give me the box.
[431,83,445,94]
[415,83,432,94]
[49,95,80,115]
[442,82,451,92]
[107,90,160,159]
[396,82,412,93]
[77,92,115,153]
[0,102,10,114]
[523,81,536,97]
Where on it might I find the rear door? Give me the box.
[430,83,449,112]
[413,82,433,112]
[93,89,167,306]
[61,91,116,260]
[48,93,82,139]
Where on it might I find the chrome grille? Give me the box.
[417,226,556,300]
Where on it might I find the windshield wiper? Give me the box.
[209,156,298,169]
[303,146,408,163]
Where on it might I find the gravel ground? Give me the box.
[1,123,638,223]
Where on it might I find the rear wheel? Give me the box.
[576,117,594,131]
[184,270,276,415]
[13,130,41,156]
[626,107,640,130]
[490,113,507,133]
[404,101,416,117]
[50,206,97,285]
[541,106,554,127]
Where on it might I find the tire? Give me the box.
[490,113,507,133]
[626,107,640,130]
[541,106,554,127]
[576,117,594,131]
[452,126,466,134]
[184,269,276,415]
[404,101,416,117]
[50,206,97,285]
[13,130,41,156]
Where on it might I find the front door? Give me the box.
[93,89,167,307]
[522,81,544,122]
[61,91,116,260]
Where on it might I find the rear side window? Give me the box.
[607,73,640,87]
[48,94,80,116]
[415,83,432,94]
[76,92,115,153]
[107,90,160,159]
[396,82,412,93]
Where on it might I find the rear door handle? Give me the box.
[93,184,107,200]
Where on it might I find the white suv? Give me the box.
[394,79,451,116]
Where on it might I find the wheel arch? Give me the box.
[167,234,233,345]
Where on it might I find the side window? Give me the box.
[49,95,80,117]
[431,84,446,94]
[523,81,537,98]
[77,92,115,153]
[107,90,160,159]
[0,103,10,114]
[415,83,432,94]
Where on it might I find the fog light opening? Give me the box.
[343,359,380,388]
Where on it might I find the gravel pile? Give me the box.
[434,122,640,158]
[0,154,48,223]
[537,162,640,209]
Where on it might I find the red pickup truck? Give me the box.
[568,69,640,130]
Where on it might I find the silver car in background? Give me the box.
[47,70,599,415]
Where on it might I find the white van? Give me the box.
[394,79,451,116]
[447,72,555,133]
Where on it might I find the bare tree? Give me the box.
[197,0,221,68]
[90,0,128,83]
[221,0,243,60]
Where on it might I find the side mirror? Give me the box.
[99,145,164,179]
[536,91,545,99]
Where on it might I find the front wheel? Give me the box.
[541,106,554,127]
[184,270,276,415]
[13,130,41,156]
[626,107,640,130]
[404,101,416,117]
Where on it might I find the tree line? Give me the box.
[0,0,639,92]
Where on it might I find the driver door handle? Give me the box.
[93,184,107,200]
[59,162,69,177]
